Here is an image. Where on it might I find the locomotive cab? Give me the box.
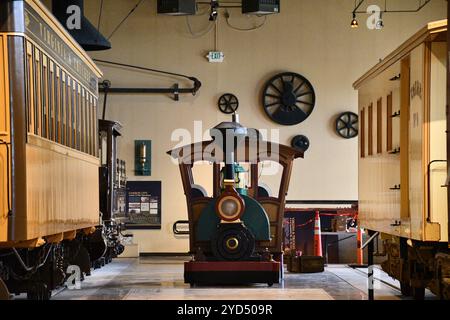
[168,115,302,286]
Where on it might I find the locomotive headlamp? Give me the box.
[216,192,245,222]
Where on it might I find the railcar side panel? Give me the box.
[408,45,426,240]
[22,136,99,240]
[428,41,448,242]
[358,62,403,236]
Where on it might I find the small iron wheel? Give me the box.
[335,112,358,139]
[218,94,239,114]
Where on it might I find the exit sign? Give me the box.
[206,51,224,63]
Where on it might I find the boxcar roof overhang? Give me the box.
[353,19,447,90]
[29,0,103,77]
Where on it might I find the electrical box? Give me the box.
[157,0,196,16]
[242,0,280,15]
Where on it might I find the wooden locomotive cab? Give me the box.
[168,116,302,286]
[354,20,449,299]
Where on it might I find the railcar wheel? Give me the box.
[400,282,412,296]
[0,278,10,300]
[27,283,51,301]
[412,287,425,300]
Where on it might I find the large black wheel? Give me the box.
[262,72,315,126]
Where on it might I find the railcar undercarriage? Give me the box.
[0,224,125,300]
[380,235,450,300]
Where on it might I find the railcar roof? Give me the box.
[28,0,103,77]
[353,19,447,89]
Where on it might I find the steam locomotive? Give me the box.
[168,115,302,285]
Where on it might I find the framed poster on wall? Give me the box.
[125,181,161,229]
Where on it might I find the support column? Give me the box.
[367,230,375,300]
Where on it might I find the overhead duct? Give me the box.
[52,0,111,51]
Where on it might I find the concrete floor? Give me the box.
[49,257,436,300]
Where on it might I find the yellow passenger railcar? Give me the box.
[0,0,102,299]
[354,20,449,299]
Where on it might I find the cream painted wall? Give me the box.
[64,0,446,253]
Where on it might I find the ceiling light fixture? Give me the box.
[209,0,219,21]
[376,11,384,29]
[351,13,358,28]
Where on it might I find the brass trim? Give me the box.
[226,237,239,250]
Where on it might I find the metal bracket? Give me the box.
[173,220,190,235]
[388,147,401,155]
[99,80,201,102]
[361,231,380,250]
[173,83,179,101]
[390,220,402,227]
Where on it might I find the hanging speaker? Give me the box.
[242,0,280,15]
[157,0,196,16]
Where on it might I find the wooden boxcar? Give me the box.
[354,20,449,299]
[0,0,102,245]
[0,0,102,299]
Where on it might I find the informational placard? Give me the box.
[124,181,161,229]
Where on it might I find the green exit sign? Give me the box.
[206,51,224,63]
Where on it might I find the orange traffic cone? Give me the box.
[313,210,322,256]
[356,226,363,265]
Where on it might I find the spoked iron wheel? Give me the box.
[218,94,239,114]
[335,112,358,139]
[262,72,315,126]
